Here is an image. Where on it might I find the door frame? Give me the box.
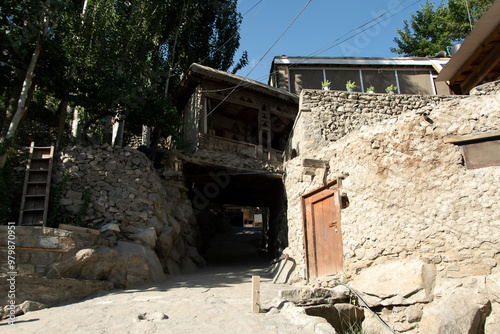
[301,179,343,279]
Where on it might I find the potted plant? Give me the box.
[346,80,356,92]
[366,85,375,94]
[321,80,331,90]
[385,84,398,94]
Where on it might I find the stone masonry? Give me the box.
[283,83,500,333]
[52,144,204,278]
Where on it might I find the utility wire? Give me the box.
[205,0,312,118]
[201,0,423,94]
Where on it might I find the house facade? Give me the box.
[269,56,451,95]
[174,63,299,163]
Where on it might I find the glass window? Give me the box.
[325,70,361,92]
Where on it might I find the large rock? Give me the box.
[304,303,364,333]
[129,227,157,249]
[279,287,350,306]
[110,241,167,287]
[486,269,500,304]
[350,261,436,307]
[419,287,491,334]
[47,242,166,288]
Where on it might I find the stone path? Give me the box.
[1,228,327,333]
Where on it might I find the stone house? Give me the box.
[281,82,500,332]
[268,55,451,95]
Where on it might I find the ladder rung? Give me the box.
[22,209,45,213]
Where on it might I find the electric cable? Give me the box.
[205,0,312,118]
[200,0,424,94]
[333,282,399,334]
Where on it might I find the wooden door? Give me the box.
[302,180,343,278]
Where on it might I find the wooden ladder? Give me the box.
[18,142,54,226]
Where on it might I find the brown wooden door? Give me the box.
[302,180,343,278]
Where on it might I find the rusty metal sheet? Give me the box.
[462,140,500,169]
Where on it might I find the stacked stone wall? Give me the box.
[283,85,500,332]
[287,90,463,159]
[0,226,107,277]
[53,144,203,276]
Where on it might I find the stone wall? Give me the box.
[0,226,114,317]
[53,144,204,278]
[286,90,462,159]
[0,226,107,277]
[283,85,500,332]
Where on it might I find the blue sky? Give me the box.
[234,0,429,83]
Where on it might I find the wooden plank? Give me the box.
[444,131,500,144]
[42,145,54,227]
[18,142,35,225]
[251,275,260,313]
[302,159,329,168]
[0,246,69,253]
[59,224,101,235]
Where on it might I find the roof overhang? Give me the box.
[174,63,299,109]
[272,56,449,68]
[436,0,500,94]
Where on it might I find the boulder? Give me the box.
[47,242,166,288]
[486,270,500,304]
[279,287,350,306]
[129,227,157,249]
[419,287,491,334]
[485,302,500,334]
[350,261,436,307]
[47,246,118,280]
[111,241,166,287]
[303,303,364,333]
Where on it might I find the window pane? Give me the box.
[289,69,324,94]
[325,70,361,92]
[361,70,397,94]
[398,70,434,95]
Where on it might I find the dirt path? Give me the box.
[1,228,327,333]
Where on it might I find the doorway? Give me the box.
[302,180,344,278]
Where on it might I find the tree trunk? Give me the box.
[56,100,69,150]
[0,37,43,168]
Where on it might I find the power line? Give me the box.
[205,0,312,118]
[201,0,423,94]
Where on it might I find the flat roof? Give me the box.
[272,56,449,67]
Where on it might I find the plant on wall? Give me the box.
[321,80,331,90]
[366,85,375,93]
[386,84,398,94]
[346,80,357,91]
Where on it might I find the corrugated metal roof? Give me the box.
[272,56,449,67]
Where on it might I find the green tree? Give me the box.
[1,0,247,164]
[391,0,495,57]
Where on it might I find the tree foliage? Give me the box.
[0,0,247,155]
[391,0,495,57]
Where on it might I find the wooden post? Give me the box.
[251,275,260,313]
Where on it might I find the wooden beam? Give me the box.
[251,275,260,313]
[460,41,500,94]
[302,159,329,168]
[0,246,69,253]
[444,131,500,144]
